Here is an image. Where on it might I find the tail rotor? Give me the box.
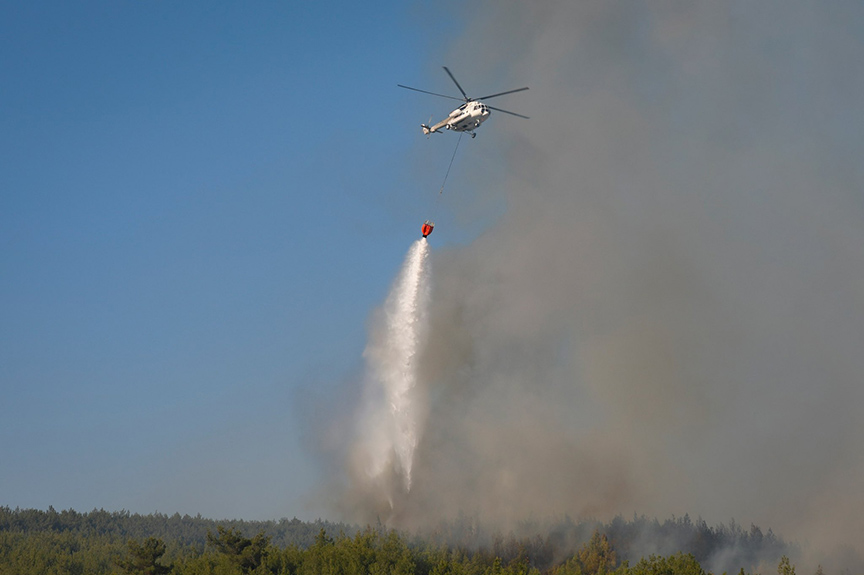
[421,115,433,137]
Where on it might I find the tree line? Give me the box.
[0,506,349,549]
[0,506,803,575]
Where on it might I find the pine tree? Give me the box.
[116,537,172,575]
[206,526,270,574]
[778,555,796,575]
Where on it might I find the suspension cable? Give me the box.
[438,133,463,195]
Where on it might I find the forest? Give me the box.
[0,506,804,575]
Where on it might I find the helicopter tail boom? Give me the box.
[421,119,449,135]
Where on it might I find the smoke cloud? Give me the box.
[325,0,864,569]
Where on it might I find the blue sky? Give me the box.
[0,1,477,520]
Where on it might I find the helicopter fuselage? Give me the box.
[423,101,490,136]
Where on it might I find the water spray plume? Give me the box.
[356,238,430,496]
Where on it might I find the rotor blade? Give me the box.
[478,86,529,100]
[486,105,530,119]
[442,66,469,100]
[397,84,464,102]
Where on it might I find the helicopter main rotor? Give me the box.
[398,66,529,118]
[443,66,469,100]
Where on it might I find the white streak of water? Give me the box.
[360,238,430,492]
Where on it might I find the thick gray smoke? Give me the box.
[330,0,864,569]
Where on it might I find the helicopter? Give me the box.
[398,67,529,138]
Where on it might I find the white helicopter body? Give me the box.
[422,101,491,136]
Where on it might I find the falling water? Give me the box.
[359,238,430,493]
